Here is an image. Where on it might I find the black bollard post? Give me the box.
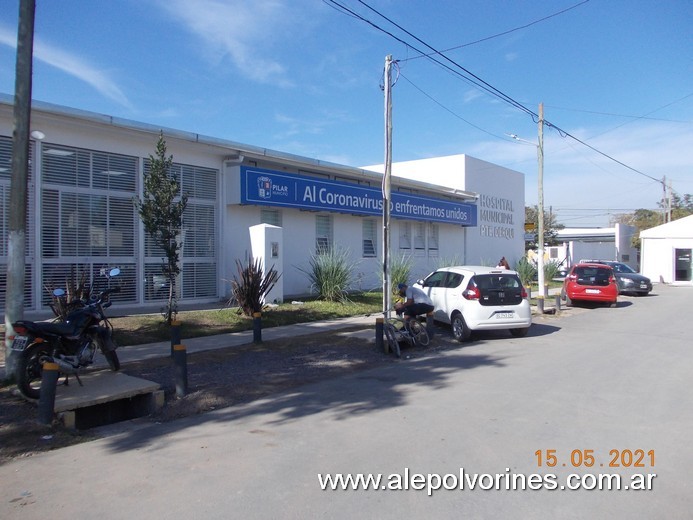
[173,344,188,397]
[38,362,60,425]
[536,296,545,315]
[555,295,562,312]
[253,312,262,343]
[170,320,181,358]
[375,318,384,351]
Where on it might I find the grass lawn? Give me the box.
[109,292,384,346]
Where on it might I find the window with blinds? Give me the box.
[40,262,137,306]
[316,215,333,254]
[0,135,35,310]
[414,222,426,252]
[399,221,411,250]
[1,135,35,259]
[428,223,439,254]
[0,264,32,312]
[142,159,218,302]
[40,143,139,304]
[261,209,282,227]
[363,219,377,257]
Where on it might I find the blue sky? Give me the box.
[1,0,691,227]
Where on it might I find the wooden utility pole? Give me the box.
[382,55,393,319]
[4,0,36,377]
[537,102,545,300]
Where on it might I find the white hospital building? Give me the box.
[1,96,526,314]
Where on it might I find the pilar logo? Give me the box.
[257,176,272,199]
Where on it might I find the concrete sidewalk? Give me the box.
[2,287,562,379]
[113,313,378,365]
[0,313,380,380]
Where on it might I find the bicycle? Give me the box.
[383,314,430,358]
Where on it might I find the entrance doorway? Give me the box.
[675,249,692,281]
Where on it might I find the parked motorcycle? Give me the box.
[11,268,122,399]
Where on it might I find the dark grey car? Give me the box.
[588,260,652,296]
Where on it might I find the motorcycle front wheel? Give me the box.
[17,342,54,400]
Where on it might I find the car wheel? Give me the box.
[451,312,471,342]
[561,289,572,307]
[510,327,529,337]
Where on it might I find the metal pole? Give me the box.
[4,0,36,378]
[537,102,546,299]
[382,55,393,320]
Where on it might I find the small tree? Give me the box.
[134,132,188,324]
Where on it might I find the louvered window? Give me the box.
[414,222,426,251]
[41,262,137,306]
[428,223,439,253]
[399,222,411,250]
[182,262,217,298]
[316,215,333,254]
[183,203,215,257]
[261,209,282,227]
[362,219,377,257]
[41,144,138,305]
[142,159,217,301]
[43,144,136,192]
[0,135,35,311]
[0,264,32,312]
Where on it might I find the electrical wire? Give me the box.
[404,0,591,60]
[337,0,673,188]
[399,72,507,140]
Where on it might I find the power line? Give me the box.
[328,0,669,188]
[406,0,591,59]
[399,73,507,140]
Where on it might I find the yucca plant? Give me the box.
[514,256,537,289]
[46,265,91,320]
[388,252,414,293]
[298,247,354,302]
[229,257,281,316]
[544,259,562,282]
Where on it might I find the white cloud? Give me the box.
[468,121,693,226]
[0,24,132,109]
[157,0,297,86]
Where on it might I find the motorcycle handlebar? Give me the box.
[101,286,121,297]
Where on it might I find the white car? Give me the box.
[413,266,532,342]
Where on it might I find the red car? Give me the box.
[561,262,618,307]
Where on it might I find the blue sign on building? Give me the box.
[240,166,477,226]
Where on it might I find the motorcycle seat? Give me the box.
[14,319,77,337]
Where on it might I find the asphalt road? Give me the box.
[2,284,692,519]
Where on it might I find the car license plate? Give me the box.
[496,312,513,319]
[585,289,600,294]
[640,283,648,289]
[11,335,28,351]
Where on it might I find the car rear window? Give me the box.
[574,266,612,286]
[470,274,523,306]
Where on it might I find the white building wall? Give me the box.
[2,99,526,310]
[641,238,693,284]
[221,202,470,298]
[639,215,693,284]
[366,155,525,268]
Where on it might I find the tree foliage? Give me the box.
[613,193,692,249]
[133,132,188,324]
[524,205,564,251]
